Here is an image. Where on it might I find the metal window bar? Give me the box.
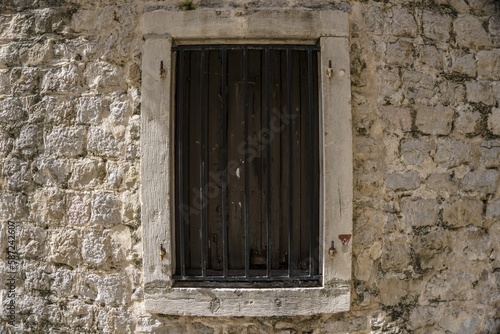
[221,48,229,278]
[174,45,320,286]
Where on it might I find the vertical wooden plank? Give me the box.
[268,49,284,270]
[174,49,186,277]
[188,50,202,272]
[227,49,245,270]
[311,50,320,276]
[290,50,302,275]
[141,37,172,284]
[207,49,223,273]
[298,49,309,274]
[320,37,352,283]
[247,49,263,272]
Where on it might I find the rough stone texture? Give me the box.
[415,104,454,135]
[489,108,500,135]
[0,1,499,333]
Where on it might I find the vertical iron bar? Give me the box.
[265,48,272,278]
[307,49,314,277]
[221,48,229,278]
[200,49,207,277]
[178,50,186,278]
[244,47,250,278]
[287,48,293,278]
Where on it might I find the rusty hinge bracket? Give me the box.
[160,61,166,79]
[159,243,166,261]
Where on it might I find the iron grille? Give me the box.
[174,44,320,287]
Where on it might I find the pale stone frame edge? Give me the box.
[141,9,352,316]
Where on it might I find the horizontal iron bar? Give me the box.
[173,44,320,51]
[173,275,321,282]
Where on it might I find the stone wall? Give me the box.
[0,0,498,333]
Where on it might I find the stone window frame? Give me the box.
[141,9,353,316]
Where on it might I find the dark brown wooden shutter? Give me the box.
[174,45,320,287]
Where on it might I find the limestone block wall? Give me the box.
[0,0,498,333]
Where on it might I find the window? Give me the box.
[174,45,320,286]
[141,9,352,316]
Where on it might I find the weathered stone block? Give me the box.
[18,224,47,259]
[87,128,122,158]
[50,269,74,298]
[443,198,483,227]
[401,198,439,227]
[31,188,66,225]
[426,172,458,193]
[82,229,111,267]
[455,107,481,135]
[67,192,91,225]
[98,307,132,334]
[76,95,109,124]
[33,8,69,34]
[386,40,414,66]
[425,272,476,301]
[488,108,500,135]
[322,316,367,333]
[106,161,126,189]
[378,68,402,104]
[381,235,411,272]
[84,61,126,93]
[477,49,500,80]
[415,104,454,135]
[19,39,54,66]
[25,268,51,292]
[401,138,433,166]
[109,225,132,262]
[422,11,451,42]
[71,7,117,33]
[413,230,450,271]
[438,309,481,334]
[391,8,417,37]
[434,138,471,168]
[378,278,416,306]
[30,95,74,124]
[402,71,436,101]
[42,63,83,93]
[408,305,440,331]
[385,171,420,191]
[110,94,132,124]
[0,97,26,123]
[466,81,495,105]
[15,123,43,157]
[417,45,444,70]
[379,106,412,133]
[0,128,13,157]
[0,42,20,67]
[0,192,28,220]
[461,170,499,194]
[68,158,105,189]
[453,15,491,49]
[3,157,31,191]
[0,69,11,95]
[364,5,385,35]
[33,157,71,186]
[49,228,80,268]
[438,81,465,105]
[96,274,131,307]
[77,272,99,301]
[449,50,476,77]
[90,193,121,227]
[45,127,86,158]
[480,140,500,168]
[10,66,41,95]
[486,198,500,219]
